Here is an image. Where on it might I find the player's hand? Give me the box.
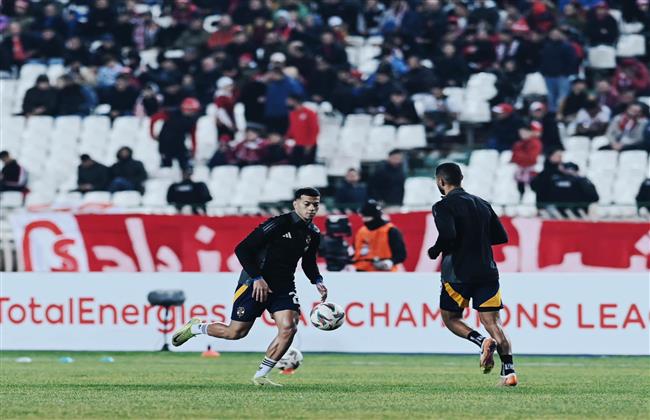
[316,282,328,302]
[373,259,394,271]
[427,246,440,260]
[252,278,272,302]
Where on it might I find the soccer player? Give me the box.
[171,187,328,386]
[428,163,517,386]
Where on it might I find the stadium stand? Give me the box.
[0,0,649,222]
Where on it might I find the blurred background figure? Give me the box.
[353,200,406,272]
[166,168,212,215]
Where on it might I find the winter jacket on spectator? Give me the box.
[106,84,139,117]
[167,179,212,213]
[612,59,650,94]
[233,137,266,166]
[532,166,599,215]
[636,178,650,211]
[151,109,198,156]
[369,161,406,206]
[264,75,304,119]
[77,160,110,192]
[239,76,267,125]
[489,112,526,152]
[0,158,28,192]
[512,135,543,168]
[22,84,57,116]
[572,104,611,137]
[539,39,578,77]
[57,78,90,116]
[287,105,319,147]
[605,112,649,150]
[63,37,91,66]
[335,181,368,209]
[85,2,117,39]
[433,54,469,87]
[37,31,65,59]
[0,26,39,69]
[110,151,148,194]
[384,96,420,127]
[585,8,619,45]
[402,65,437,95]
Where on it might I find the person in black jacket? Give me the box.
[540,28,578,113]
[0,151,28,192]
[335,168,368,209]
[428,162,516,386]
[369,149,406,206]
[384,88,421,127]
[151,97,201,171]
[57,75,90,116]
[529,101,564,152]
[22,75,57,116]
[76,154,110,192]
[170,187,328,386]
[488,103,525,151]
[636,178,650,212]
[108,147,147,193]
[166,169,212,215]
[585,3,620,46]
[106,75,139,118]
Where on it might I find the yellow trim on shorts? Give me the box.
[444,283,469,308]
[479,289,502,308]
[233,285,249,302]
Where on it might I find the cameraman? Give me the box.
[353,200,407,272]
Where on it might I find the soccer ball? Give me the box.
[310,302,345,331]
[276,347,303,370]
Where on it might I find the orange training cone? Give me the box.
[201,345,220,358]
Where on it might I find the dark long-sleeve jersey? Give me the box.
[234,212,323,292]
[431,188,508,284]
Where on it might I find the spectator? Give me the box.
[539,28,578,113]
[173,17,210,50]
[262,132,289,165]
[602,103,649,151]
[558,78,589,123]
[315,31,348,69]
[570,98,611,137]
[214,77,238,141]
[166,169,212,215]
[636,177,650,212]
[488,103,525,152]
[108,147,147,194]
[62,36,90,67]
[434,43,469,87]
[384,88,420,127]
[76,154,110,193]
[56,75,91,116]
[286,94,319,166]
[264,68,304,134]
[96,55,125,93]
[585,2,620,45]
[0,151,28,192]
[36,29,65,62]
[85,0,117,40]
[232,124,267,166]
[135,83,162,117]
[207,14,238,50]
[239,71,268,126]
[35,3,68,37]
[532,153,599,216]
[612,58,650,95]
[364,67,397,112]
[335,168,369,209]
[150,97,201,171]
[0,22,38,71]
[529,101,564,152]
[402,55,437,95]
[369,149,406,206]
[22,75,57,116]
[106,75,139,118]
[512,122,544,197]
[595,79,619,110]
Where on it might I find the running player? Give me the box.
[171,187,328,386]
[428,163,517,386]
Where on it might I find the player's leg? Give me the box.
[479,311,517,386]
[440,282,497,373]
[474,282,517,385]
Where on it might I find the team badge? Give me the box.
[237,307,245,317]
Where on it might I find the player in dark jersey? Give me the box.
[428,163,517,386]
[171,187,328,386]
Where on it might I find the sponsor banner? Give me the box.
[9,213,650,272]
[1,273,648,355]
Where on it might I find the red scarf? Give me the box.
[12,35,26,62]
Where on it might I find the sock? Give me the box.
[499,354,515,375]
[190,323,208,335]
[254,357,277,378]
[466,330,486,348]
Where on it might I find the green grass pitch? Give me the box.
[1,351,649,419]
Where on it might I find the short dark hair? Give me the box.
[288,93,303,102]
[0,151,9,159]
[80,154,91,161]
[294,187,320,200]
[388,149,402,156]
[435,162,463,186]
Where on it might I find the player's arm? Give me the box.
[428,202,456,259]
[488,205,508,245]
[234,217,283,301]
[387,227,407,264]
[302,233,328,301]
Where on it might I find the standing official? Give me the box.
[353,200,406,272]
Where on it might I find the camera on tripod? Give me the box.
[319,215,353,271]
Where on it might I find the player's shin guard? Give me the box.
[466,330,486,348]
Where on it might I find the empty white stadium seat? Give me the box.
[396,125,427,149]
[562,151,589,172]
[619,151,648,172]
[591,136,610,151]
[589,150,618,172]
[298,164,328,187]
[260,181,294,202]
[210,165,239,183]
[239,165,268,187]
[469,149,499,171]
[195,115,218,161]
[268,165,297,185]
[344,114,373,129]
[82,191,112,204]
[112,191,143,208]
[616,34,646,57]
[0,191,24,208]
[588,46,617,69]
[521,72,548,96]
[564,136,591,154]
[403,177,441,207]
[459,99,491,123]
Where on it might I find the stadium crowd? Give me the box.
[1,0,650,212]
